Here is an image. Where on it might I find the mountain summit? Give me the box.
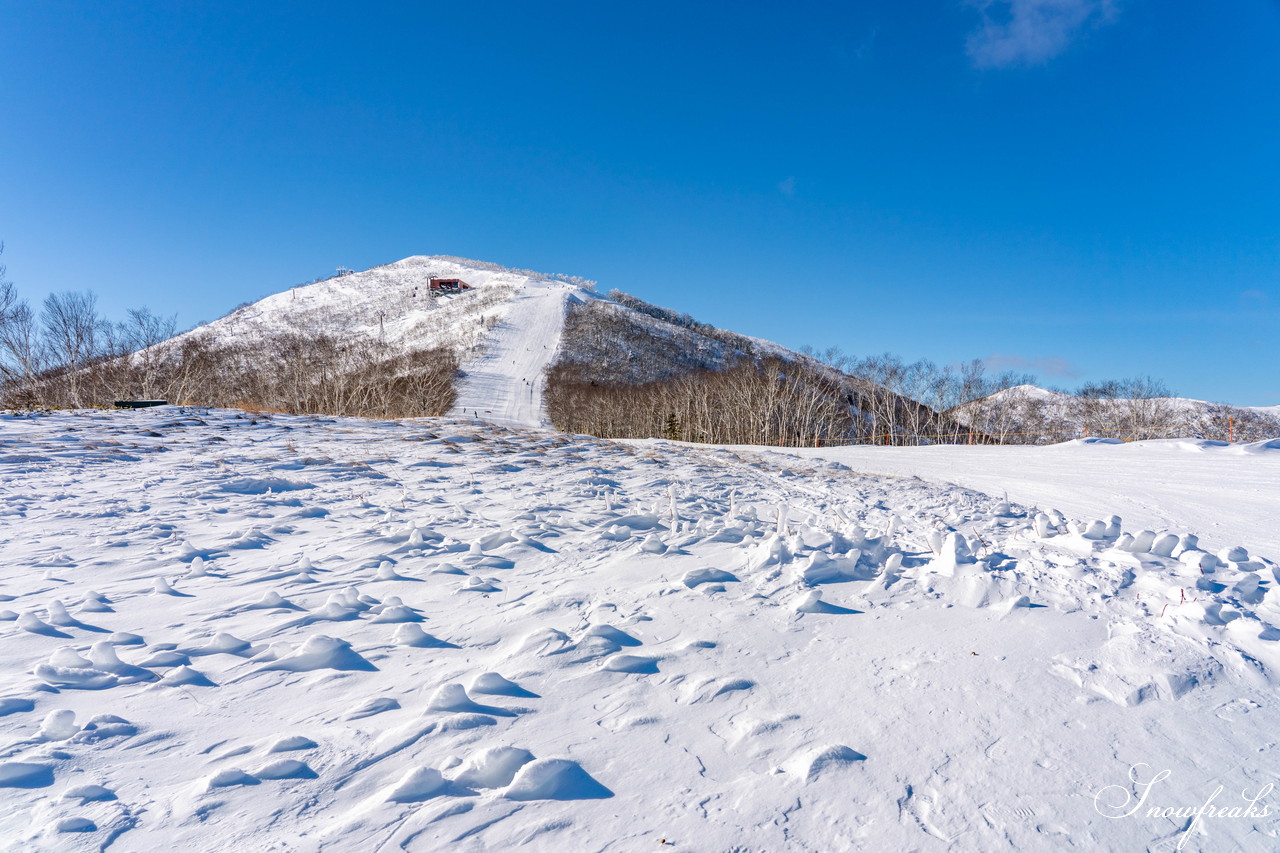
[180,255,818,429]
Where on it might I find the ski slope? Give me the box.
[448,281,572,427]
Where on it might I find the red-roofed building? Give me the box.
[429,278,473,296]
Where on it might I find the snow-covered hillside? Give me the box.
[956,384,1280,440]
[2,408,1279,851]
[172,256,605,427]
[171,255,838,429]
[551,295,801,386]
[182,256,559,362]
[982,384,1279,419]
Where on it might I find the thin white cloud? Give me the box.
[778,176,797,197]
[984,352,1082,378]
[966,0,1118,68]
[1238,289,1270,308]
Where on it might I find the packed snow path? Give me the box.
[1,409,1279,851]
[448,281,571,427]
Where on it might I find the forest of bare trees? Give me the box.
[545,298,1277,446]
[547,356,856,445]
[141,334,457,418]
[814,349,1035,443]
[545,299,1015,445]
[0,253,456,417]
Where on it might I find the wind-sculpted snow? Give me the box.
[0,407,1278,850]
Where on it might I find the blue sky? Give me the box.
[1,1,1277,404]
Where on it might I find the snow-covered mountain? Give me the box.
[183,256,571,362]
[176,255,839,429]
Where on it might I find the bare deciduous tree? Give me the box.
[39,291,102,407]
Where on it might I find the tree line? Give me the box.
[547,356,856,446]
[545,298,1277,446]
[0,252,456,417]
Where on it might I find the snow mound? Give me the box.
[1051,626,1225,706]
[470,672,539,698]
[451,746,536,789]
[258,635,376,672]
[0,762,54,788]
[254,759,317,780]
[785,745,867,781]
[384,767,447,803]
[503,759,613,801]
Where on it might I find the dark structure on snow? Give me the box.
[114,400,168,409]
[428,278,473,296]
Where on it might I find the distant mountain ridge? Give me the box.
[953,384,1280,444]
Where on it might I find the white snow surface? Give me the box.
[447,281,574,427]
[751,437,1280,559]
[2,409,1280,851]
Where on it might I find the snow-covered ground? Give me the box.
[2,410,1279,851]
[751,437,1280,559]
[448,281,573,427]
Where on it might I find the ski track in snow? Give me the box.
[448,282,571,427]
[0,409,1278,851]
